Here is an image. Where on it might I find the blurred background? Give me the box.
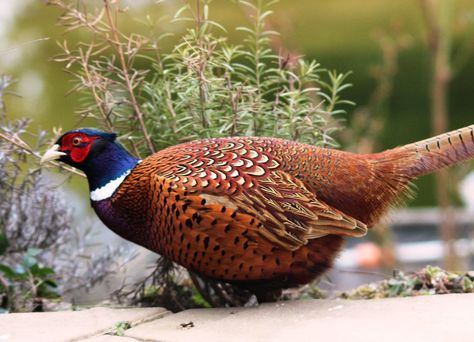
[1,0,473,307]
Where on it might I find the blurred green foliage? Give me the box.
[0,247,60,313]
[1,0,473,205]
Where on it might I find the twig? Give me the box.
[188,272,217,307]
[0,132,85,178]
[0,37,51,55]
[77,44,114,131]
[103,0,156,154]
[336,268,390,277]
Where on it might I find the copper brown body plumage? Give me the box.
[43,125,474,294]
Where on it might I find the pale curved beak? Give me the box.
[40,144,66,164]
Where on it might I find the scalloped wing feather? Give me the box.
[229,170,367,250]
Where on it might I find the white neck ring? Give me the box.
[90,170,131,201]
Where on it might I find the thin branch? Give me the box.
[0,37,51,55]
[0,132,85,178]
[103,0,156,153]
[77,45,114,131]
[188,272,217,307]
[420,0,458,270]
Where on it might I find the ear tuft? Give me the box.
[104,132,117,142]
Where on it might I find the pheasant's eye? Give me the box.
[72,136,82,146]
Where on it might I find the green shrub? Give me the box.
[51,0,352,154]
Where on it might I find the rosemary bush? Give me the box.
[50,0,352,154]
[46,0,354,308]
[140,0,352,149]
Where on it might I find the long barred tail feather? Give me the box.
[395,125,474,178]
[362,124,474,226]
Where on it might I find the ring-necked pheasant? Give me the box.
[42,125,474,297]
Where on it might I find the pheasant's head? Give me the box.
[41,128,117,167]
[41,128,139,199]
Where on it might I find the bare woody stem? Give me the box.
[195,0,209,130]
[79,45,114,132]
[103,0,156,153]
[420,0,457,270]
[0,132,85,178]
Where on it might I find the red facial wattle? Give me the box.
[60,133,98,163]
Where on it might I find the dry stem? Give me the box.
[103,0,156,153]
[420,0,458,270]
[0,132,85,178]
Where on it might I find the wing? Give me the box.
[142,170,367,252]
[224,170,367,250]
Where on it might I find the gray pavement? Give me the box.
[0,307,169,342]
[1,294,473,342]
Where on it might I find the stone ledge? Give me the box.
[2,294,473,342]
[0,307,170,342]
[124,294,474,342]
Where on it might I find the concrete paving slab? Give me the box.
[0,307,169,342]
[125,294,474,342]
[79,336,138,342]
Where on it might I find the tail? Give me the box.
[396,125,474,178]
[362,124,474,225]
